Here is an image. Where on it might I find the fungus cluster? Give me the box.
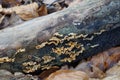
[22,61,41,73]
[42,56,55,63]
[0,57,14,63]
[20,29,106,73]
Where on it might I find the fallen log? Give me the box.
[0,0,120,73]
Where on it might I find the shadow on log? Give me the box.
[0,0,120,73]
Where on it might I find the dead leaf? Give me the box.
[47,0,68,13]
[0,14,5,24]
[9,13,24,26]
[38,66,59,80]
[90,47,120,71]
[1,0,21,8]
[0,13,23,29]
[0,14,10,29]
[75,47,120,78]
[100,61,120,80]
[75,62,105,78]
[45,70,89,80]
[38,4,48,16]
[19,0,33,5]
[14,2,39,20]
[106,61,120,76]
[102,75,120,80]
[0,2,47,20]
[60,65,69,70]
[53,2,63,11]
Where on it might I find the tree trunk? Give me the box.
[0,0,120,73]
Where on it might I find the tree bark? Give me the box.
[0,0,120,73]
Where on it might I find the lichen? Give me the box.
[42,56,55,63]
[0,57,14,63]
[22,61,41,73]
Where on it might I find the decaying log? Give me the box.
[0,0,120,73]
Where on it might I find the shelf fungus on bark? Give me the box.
[42,56,55,64]
[0,57,15,63]
[22,62,41,73]
[22,27,120,73]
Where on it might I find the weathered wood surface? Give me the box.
[0,0,120,73]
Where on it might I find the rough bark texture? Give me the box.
[0,0,120,73]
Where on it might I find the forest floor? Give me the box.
[0,0,120,80]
